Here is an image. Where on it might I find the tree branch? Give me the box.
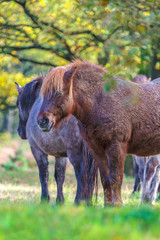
[0,44,73,61]
[69,30,105,43]
[0,50,57,66]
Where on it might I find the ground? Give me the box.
[0,136,160,239]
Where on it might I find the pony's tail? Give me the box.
[82,144,98,204]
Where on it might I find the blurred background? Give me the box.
[0,0,159,179]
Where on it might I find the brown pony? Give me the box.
[37,60,160,206]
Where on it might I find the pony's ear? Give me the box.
[15,82,22,94]
[63,67,77,84]
[148,77,151,82]
[31,79,42,98]
[49,67,54,72]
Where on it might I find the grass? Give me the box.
[0,166,160,240]
[0,138,160,239]
[0,203,160,240]
[0,163,139,206]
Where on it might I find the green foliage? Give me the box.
[0,0,159,108]
[104,77,118,93]
[0,132,11,144]
[0,71,31,110]
[0,0,159,78]
[2,146,28,171]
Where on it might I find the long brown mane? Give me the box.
[40,60,105,98]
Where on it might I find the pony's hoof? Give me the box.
[74,197,93,206]
[111,201,123,207]
[56,197,65,205]
[151,200,155,206]
[41,195,50,203]
[104,201,112,207]
[141,195,152,204]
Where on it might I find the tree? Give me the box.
[0,71,30,110]
[0,0,159,79]
[0,0,108,68]
[108,0,160,79]
[0,70,30,132]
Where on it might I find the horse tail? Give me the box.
[82,143,98,204]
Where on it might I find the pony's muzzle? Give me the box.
[17,127,27,139]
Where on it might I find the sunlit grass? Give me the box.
[0,163,143,206]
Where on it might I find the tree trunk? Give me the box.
[7,109,14,134]
[1,110,8,132]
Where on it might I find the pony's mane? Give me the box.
[40,60,105,97]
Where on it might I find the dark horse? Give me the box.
[37,60,160,206]
[15,75,97,203]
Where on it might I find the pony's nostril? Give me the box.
[37,117,49,128]
[43,117,49,125]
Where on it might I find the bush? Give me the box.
[0,132,11,144]
[2,146,28,171]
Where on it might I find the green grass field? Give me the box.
[0,165,159,240]
[0,137,160,239]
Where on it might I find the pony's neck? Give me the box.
[72,96,92,127]
[24,81,42,120]
[72,82,102,127]
[28,85,41,112]
[70,65,104,127]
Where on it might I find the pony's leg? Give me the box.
[132,157,141,194]
[67,148,97,204]
[108,142,126,206]
[157,183,160,200]
[73,161,83,204]
[89,151,112,206]
[54,157,67,203]
[81,146,98,204]
[150,165,160,205]
[141,157,159,203]
[30,146,50,202]
[67,150,84,204]
[99,162,112,206]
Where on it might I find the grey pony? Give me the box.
[132,75,160,204]
[15,76,97,203]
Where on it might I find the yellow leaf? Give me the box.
[143,11,150,16]
[89,11,94,16]
[16,42,21,46]
[156,53,160,59]
[105,63,110,68]
[11,51,17,55]
[39,0,46,7]
[133,56,141,64]
[76,17,81,22]
[137,25,146,33]
[155,62,160,70]
[137,4,145,9]
[88,24,92,30]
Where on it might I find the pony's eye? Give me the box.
[56,92,62,97]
